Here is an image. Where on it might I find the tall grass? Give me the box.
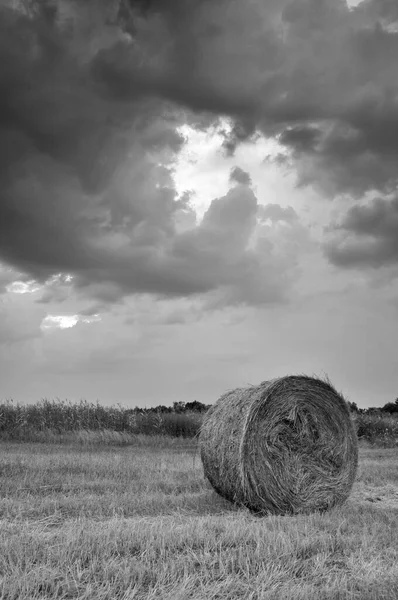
[2,398,398,446]
[0,399,202,440]
[353,412,398,446]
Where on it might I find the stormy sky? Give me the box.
[1,0,398,408]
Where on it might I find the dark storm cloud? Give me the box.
[0,3,197,293]
[101,0,398,201]
[3,0,398,300]
[278,126,321,154]
[324,196,398,268]
[221,120,258,157]
[354,0,398,27]
[0,0,308,308]
[273,9,398,198]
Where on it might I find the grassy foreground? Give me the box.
[1,438,398,600]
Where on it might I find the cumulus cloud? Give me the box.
[171,185,303,306]
[324,196,398,268]
[229,167,252,187]
[0,0,310,309]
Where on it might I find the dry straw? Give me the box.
[199,375,358,516]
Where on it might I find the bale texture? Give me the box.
[199,375,358,516]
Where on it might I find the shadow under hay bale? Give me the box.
[199,375,358,516]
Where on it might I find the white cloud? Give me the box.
[41,313,101,331]
[6,280,41,294]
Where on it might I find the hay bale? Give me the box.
[199,375,358,516]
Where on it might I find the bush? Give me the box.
[353,413,398,447]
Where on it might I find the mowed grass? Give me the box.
[1,437,398,600]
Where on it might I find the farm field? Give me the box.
[1,438,398,600]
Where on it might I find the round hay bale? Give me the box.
[199,375,358,516]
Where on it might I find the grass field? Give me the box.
[1,436,398,599]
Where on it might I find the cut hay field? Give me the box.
[1,437,398,600]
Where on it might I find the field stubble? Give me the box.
[1,437,398,600]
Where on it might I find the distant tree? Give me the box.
[348,401,359,413]
[365,407,383,415]
[380,398,398,414]
[185,400,211,413]
[152,405,172,413]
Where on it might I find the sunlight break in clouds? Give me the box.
[173,119,285,220]
[41,314,101,331]
[6,280,41,294]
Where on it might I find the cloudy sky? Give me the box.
[1,0,398,409]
